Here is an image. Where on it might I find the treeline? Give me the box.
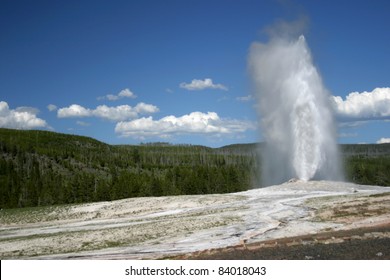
[0,129,257,208]
[344,157,390,186]
[0,128,389,209]
[341,144,390,186]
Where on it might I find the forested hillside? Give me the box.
[0,128,389,209]
[0,128,258,208]
[343,144,390,187]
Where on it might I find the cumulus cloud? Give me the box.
[97,88,137,101]
[15,106,40,115]
[115,111,255,139]
[134,102,159,114]
[180,78,228,91]
[377,137,390,144]
[0,101,48,129]
[93,105,138,121]
[331,88,390,119]
[58,104,92,118]
[57,103,159,121]
[47,104,58,112]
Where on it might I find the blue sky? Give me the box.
[1,0,389,147]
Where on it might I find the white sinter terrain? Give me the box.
[1,180,389,259]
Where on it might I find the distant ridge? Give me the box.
[0,128,108,152]
[1,128,389,156]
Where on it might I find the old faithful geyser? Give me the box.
[249,34,343,186]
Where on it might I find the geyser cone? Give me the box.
[249,35,343,185]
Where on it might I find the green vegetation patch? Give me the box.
[0,204,71,225]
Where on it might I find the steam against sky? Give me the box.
[249,20,343,185]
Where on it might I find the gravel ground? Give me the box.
[178,224,390,260]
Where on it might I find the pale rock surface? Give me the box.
[0,181,389,259]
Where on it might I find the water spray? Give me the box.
[249,33,343,186]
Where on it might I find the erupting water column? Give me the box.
[249,35,343,186]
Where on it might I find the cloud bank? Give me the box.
[115,111,255,139]
[97,88,137,101]
[331,88,390,119]
[377,137,390,144]
[0,101,48,129]
[180,78,228,91]
[58,103,159,121]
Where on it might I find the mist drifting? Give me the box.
[249,29,343,186]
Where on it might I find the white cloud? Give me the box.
[76,121,90,126]
[57,103,159,121]
[93,105,138,121]
[15,106,40,115]
[97,88,137,101]
[47,104,58,112]
[134,102,159,114]
[180,78,228,91]
[105,95,119,101]
[331,88,390,119]
[338,132,358,138]
[118,88,136,98]
[338,120,368,128]
[115,111,256,139]
[377,137,390,144]
[236,95,254,102]
[58,104,92,118]
[0,101,48,129]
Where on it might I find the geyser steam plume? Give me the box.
[249,32,343,186]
